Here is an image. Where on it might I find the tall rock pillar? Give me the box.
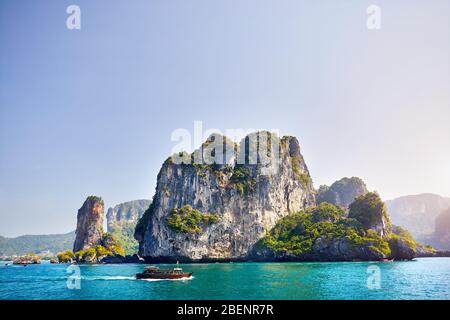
[73,196,105,252]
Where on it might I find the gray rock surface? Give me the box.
[317,177,368,209]
[135,132,316,261]
[426,207,450,250]
[106,200,151,231]
[73,196,105,252]
[389,237,416,260]
[101,254,144,264]
[386,194,450,237]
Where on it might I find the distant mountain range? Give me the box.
[386,194,450,238]
[0,231,75,256]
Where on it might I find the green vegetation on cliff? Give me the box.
[87,195,104,205]
[106,199,151,255]
[259,202,391,256]
[99,232,125,257]
[193,162,258,195]
[72,245,119,263]
[108,223,139,256]
[57,250,75,263]
[257,195,421,260]
[230,166,256,196]
[73,245,115,262]
[389,226,419,258]
[290,155,311,187]
[166,205,220,234]
[65,233,125,263]
[349,192,391,230]
[60,242,130,263]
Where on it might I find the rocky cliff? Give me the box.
[317,177,368,209]
[73,196,105,252]
[427,207,450,250]
[106,200,151,230]
[135,132,420,262]
[386,194,450,238]
[135,132,316,262]
[72,196,125,263]
[106,200,151,255]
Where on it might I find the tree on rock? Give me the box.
[349,192,391,238]
[72,196,125,263]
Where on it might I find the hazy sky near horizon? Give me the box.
[1,0,449,237]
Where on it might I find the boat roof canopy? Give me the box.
[146,266,159,270]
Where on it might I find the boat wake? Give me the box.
[81,276,135,281]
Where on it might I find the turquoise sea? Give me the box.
[1,258,449,300]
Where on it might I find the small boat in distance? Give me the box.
[136,262,192,280]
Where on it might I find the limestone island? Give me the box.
[61,132,437,264]
[133,132,434,263]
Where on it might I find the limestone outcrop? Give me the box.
[135,132,316,262]
[72,196,125,263]
[73,196,105,252]
[317,177,368,209]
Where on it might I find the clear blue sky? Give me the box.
[1,0,449,237]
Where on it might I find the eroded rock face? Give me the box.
[430,207,450,250]
[386,194,450,238]
[106,200,151,231]
[135,132,316,261]
[73,196,105,252]
[389,237,416,260]
[317,177,368,209]
[311,237,386,261]
[101,254,144,264]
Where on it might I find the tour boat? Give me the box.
[136,263,192,280]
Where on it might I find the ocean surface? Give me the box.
[1,258,449,300]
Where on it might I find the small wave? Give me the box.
[139,276,194,282]
[81,276,135,281]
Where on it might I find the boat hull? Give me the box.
[136,272,192,280]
